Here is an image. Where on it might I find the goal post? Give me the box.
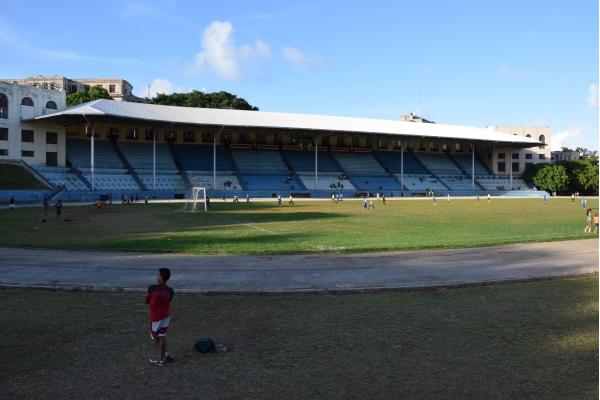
[191,187,207,212]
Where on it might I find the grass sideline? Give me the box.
[1,275,597,399]
[0,197,597,255]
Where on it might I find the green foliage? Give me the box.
[148,90,258,110]
[575,158,599,193]
[532,164,569,193]
[66,86,112,106]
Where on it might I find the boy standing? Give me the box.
[146,268,174,366]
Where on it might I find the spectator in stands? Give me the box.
[55,200,63,219]
[8,196,16,210]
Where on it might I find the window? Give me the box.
[46,101,57,110]
[202,131,213,143]
[512,162,519,172]
[127,129,137,140]
[42,83,48,89]
[109,84,116,93]
[487,153,492,160]
[183,131,195,143]
[455,143,462,152]
[525,153,532,160]
[538,135,546,149]
[164,130,175,142]
[46,132,57,144]
[50,83,56,90]
[70,85,78,93]
[497,161,506,172]
[429,142,437,151]
[21,97,34,106]
[21,130,34,143]
[0,149,7,156]
[539,154,546,160]
[145,129,155,141]
[0,127,7,141]
[21,150,34,157]
[512,153,519,159]
[108,127,119,139]
[526,134,531,138]
[0,93,7,118]
[498,152,505,159]
[46,152,57,166]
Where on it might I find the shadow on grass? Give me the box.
[107,232,313,254]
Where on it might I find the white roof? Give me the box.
[34,99,540,145]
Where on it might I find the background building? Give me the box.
[0,81,66,167]
[486,125,551,175]
[0,75,139,102]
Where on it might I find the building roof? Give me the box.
[33,99,541,146]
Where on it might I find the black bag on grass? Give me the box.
[195,337,216,353]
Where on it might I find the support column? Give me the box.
[90,123,95,191]
[314,136,318,191]
[471,143,475,189]
[509,146,513,190]
[400,140,404,195]
[213,132,217,190]
[153,128,156,191]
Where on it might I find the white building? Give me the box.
[0,81,67,166]
[486,125,551,175]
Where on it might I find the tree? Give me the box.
[67,86,112,106]
[532,164,569,193]
[148,90,258,111]
[575,158,599,194]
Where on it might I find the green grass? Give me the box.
[0,197,597,255]
[1,275,597,399]
[0,163,48,189]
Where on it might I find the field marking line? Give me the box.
[210,212,279,235]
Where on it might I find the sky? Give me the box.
[0,0,598,150]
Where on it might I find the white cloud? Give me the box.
[587,84,598,109]
[281,46,321,70]
[136,78,191,97]
[551,127,582,151]
[194,21,270,81]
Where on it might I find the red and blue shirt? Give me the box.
[145,283,174,322]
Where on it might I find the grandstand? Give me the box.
[23,100,542,200]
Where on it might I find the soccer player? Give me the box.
[277,194,282,207]
[571,193,575,204]
[289,194,295,206]
[476,195,480,205]
[362,196,367,211]
[543,193,547,204]
[447,193,450,204]
[584,209,593,233]
[55,199,63,219]
[8,196,16,210]
[42,196,49,217]
[487,193,491,203]
[432,194,437,206]
[382,193,386,205]
[594,213,599,234]
[146,268,174,366]
[368,199,375,210]
[582,198,587,209]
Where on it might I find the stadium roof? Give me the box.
[33,99,540,146]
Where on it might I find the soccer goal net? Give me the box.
[183,187,207,212]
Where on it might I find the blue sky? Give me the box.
[0,0,598,150]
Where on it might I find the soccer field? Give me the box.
[0,197,597,255]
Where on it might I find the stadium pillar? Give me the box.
[471,144,475,189]
[90,123,95,191]
[315,136,318,191]
[213,132,216,190]
[509,146,513,190]
[400,140,404,196]
[153,128,156,191]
